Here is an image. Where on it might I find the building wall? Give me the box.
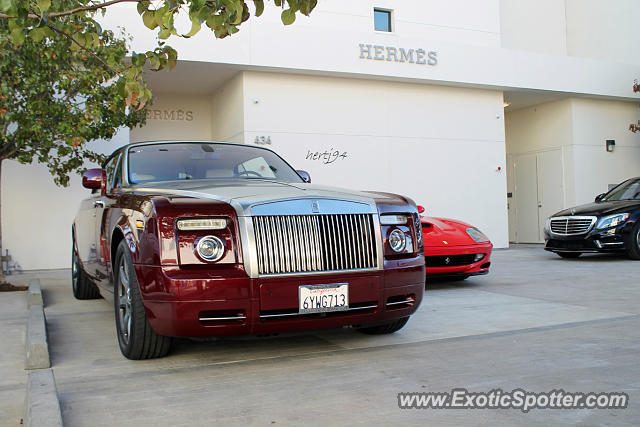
[566,0,640,66]
[242,72,509,247]
[505,99,575,204]
[130,93,212,142]
[210,74,245,143]
[1,132,129,270]
[570,99,640,203]
[500,0,567,55]
[505,98,640,242]
[500,0,640,66]
[3,1,640,270]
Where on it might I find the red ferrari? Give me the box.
[419,207,493,281]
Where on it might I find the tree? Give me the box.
[0,0,317,280]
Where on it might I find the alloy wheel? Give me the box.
[117,258,133,345]
[71,246,79,292]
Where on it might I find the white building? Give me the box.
[3,0,640,270]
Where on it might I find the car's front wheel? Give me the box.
[626,223,640,260]
[71,233,100,300]
[356,316,410,335]
[114,240,171,360]
[557,252,582,259]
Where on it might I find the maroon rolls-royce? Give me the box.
[72,141,424,359]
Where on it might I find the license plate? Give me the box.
[299,283,349,314]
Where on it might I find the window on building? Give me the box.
[374,8,392,32]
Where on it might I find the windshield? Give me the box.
[127,143,303,184]
[604,178,640,201]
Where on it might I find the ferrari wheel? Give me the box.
[114,240,171,360]
[557,252,581,259]
[626,223,640,260]
[356,316,410,335]
[71,233,100,300]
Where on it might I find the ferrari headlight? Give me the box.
[466,228,489,243]
[389,229,407,252]
[196,236,225,262]
[595,213,629,230]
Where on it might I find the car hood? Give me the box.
[421,217,479,247]
[552,200,640,217]
[127,179,404,216]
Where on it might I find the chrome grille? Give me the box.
[549,216,596,235]
[252,214,378,275]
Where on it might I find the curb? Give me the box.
[27,279,44,307]
[25,304,50,370]
[23,279,64,426]
[24,369,63,427]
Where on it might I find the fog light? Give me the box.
[196,236,225,262]
[474,254,484,262]
[389,229,406,252]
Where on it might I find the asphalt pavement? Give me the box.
[1,246,639,426]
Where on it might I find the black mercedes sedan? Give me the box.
[544,177,640,259]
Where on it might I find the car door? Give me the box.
[75,189,101,275]
[93,152,123,288]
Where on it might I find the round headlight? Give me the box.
[196,235,225,262]
[389,229,407,252]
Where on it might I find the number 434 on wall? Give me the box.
[254,136,272,145]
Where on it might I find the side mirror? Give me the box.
[82,168,106,195]
[595,193,606,203]
[296,170,311,183]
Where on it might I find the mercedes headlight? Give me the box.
[595,213,629,230]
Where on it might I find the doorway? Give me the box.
[508,149,564,243]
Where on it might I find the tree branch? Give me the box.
[0,0,142,20]
[45,23,122,76]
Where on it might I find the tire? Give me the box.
[626,223,640,260]
[557,252,582,259]
[114,240,171,360]
[71,234,100,300]
[356,316,410,335]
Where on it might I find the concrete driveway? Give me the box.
[20,246,640,425]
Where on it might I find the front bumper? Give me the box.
[134,260,425,337]
[544,223,632,253]
[424,243,492,277]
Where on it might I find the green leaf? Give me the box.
[281,8,296,25]
[206,14,225,30]
[29,27,47,42]
[0,0,12,13]
[184,13,201,37]
[142,11,157,29]
[37,0,51,13]
[299,0,316,16]
[213,25,229,38]
[10,27,25,45]
[136,1,147,15]
[158,28,171,39]
[254,0,264,17]
[131,52,146,67]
